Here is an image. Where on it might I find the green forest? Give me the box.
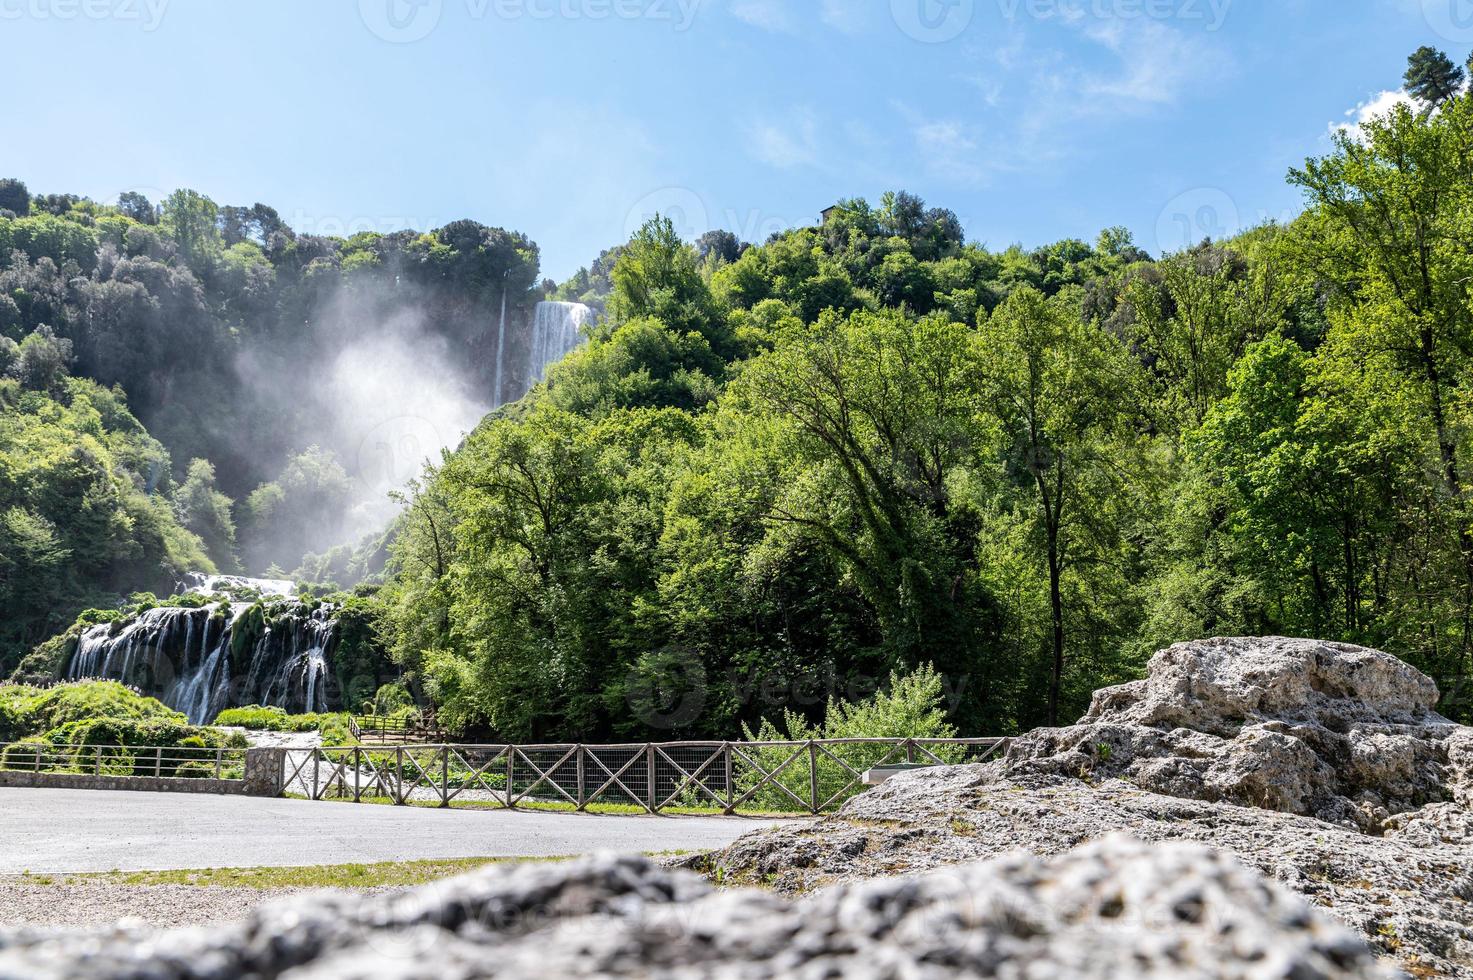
[8,47,1473,740]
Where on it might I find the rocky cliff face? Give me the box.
[0,848,1394,979]
[695,637,1473,975]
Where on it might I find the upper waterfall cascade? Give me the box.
[179,572,297,599]
[527,301,591,386]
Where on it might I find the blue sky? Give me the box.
[1,0,1455,279]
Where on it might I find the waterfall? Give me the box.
[179,572,295,598]
[67,598,340,724]
[526,301,591,388]
[493,286,508,406]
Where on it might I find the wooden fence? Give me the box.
[281,737,1009,814]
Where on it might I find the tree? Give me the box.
[173,459,237,571]
[240,448,354,573]
[0,179,30,217]
[1124,244,1281,432]
[695,229,743,266]
[117,191,156,225]
[609,216,730,353]
[1404,46,1464,107]
[1289,90,1473,657]
[734,308,993,710]
[10,326,72,394]
[980,287,1137,724]
[160,189,221,274]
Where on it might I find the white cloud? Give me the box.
[1332,89,1415,141]
[732,0,870,34]
[888,100,998,185]
[1077,19,1231,106]
[819,0,867,33]
[958,72,1006,107]
[729,0,794,32]
[748,112,820,169]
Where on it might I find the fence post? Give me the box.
[395,747,404,805]
[576,746,586,811]
[809,740,820,814]
[214,748,222,780]
[312,750,321,800]
[724,742,734,814]
[95,745,102,776]
[646,744,656,813]
[353,746,362,803]
[905,739,916,765]
[506,748,515,809]
[440,746,449,808]
[154,746,163,777]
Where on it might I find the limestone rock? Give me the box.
[0,844,1394,979]
[1006,637,1462,832]
[695,637,1473,975]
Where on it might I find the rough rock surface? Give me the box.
[695,638,1473,976]
[0,846,1394,979]
[1010,637,1471,833]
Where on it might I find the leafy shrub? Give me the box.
[0,680,187,740]
[213,705,291,730]
[8,634,76,685]
[212,705,355,746]
[0,695,21,743]
[174,760,215,779]
[0,739,57,771]
[371,682,413,715]
[47,717,243,752]
[738,665,964,812]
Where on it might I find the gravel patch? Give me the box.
[0,878,340,929]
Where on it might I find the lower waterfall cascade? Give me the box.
[65,582,339,724]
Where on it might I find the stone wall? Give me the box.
[0,770,247,795]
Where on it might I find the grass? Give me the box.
[283,790,800,818]
[18,856,551,890]
[16,850,697,891]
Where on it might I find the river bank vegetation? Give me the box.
[7,48,1473,740]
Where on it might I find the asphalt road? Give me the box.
[0,788,784,873]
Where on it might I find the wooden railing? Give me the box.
[348,714,444,744]
[280,737,1008,815]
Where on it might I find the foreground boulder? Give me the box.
[0,845,1393,978]
[695,638,1473,975]
[1008,636,1471,833]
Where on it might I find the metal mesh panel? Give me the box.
[584,746,648,808]
[510,747,580,805]
[278,738,1008,813]
[445,746,510,803]
[653,744,729,810]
